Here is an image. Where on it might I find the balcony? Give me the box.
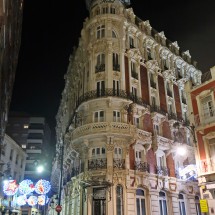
[113,64,120,72]
[156,166,169,176]
[113,159,125,169]
[71,122,151,142]
[135,161,149,172]
[150,81,156,89]
[153,135,173,151]
[88,158,107,170]
[150,105,167,116]
[168,112,177,121]
[95,64,105,73]
[75,88,148,110]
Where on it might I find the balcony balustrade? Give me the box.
[71,122,151,141]
[88,158,107,170]
[168,112,177,121]
[150,105,167,116]
[113,64,120,71]
[135,161,149,172]
[95,64,105,73]
[156,166,169,176]
[113,159,125,169]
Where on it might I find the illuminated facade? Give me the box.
[51,0,203,214]
[186,67,215,214]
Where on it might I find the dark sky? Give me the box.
[10,0,215,137]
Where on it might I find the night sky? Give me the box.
[10,0,215,139]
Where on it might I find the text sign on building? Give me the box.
[200,199,209,213]
[206,184,215,190]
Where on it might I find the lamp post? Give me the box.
[56,144,64,215]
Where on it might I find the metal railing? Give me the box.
[135,161,149,172]
[113,159,125,169]
[131,70,138,79]
[168,112,177,120]
[88,158,107,170]
[156,166,169,176]
[150,105,167,116]
[95,64,105,73]
[113,64,120,71]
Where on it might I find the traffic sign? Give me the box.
[55,205,62,212]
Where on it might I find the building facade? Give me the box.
[0,134,26,214]
[187,66,215,214]
[0,0,23,145]
[6,114,52,181]
[51,0,203,214]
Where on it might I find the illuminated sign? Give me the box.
[178,164,197,181]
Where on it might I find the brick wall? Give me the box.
[129,146,135,170]
[162,121,172,139]
[124,56,130,94]
[166,154,175,177]
[142,113,153,132]
[140,65,149,104]
[158,76,167,112]
[173,84,182,119]
[147,148,156,174]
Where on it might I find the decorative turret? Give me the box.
[85,0,130,10]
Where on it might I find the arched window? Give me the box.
[97,25,105,39]
[179,193,186,215]
[136,189,146,215]
[159,191,168,215]
[195,196,201,215]
[116,185,123,215]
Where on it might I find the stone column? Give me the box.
[168,192,180,215]
[126,189,136,215]
[186,194,197,215]
[149,189,159,215]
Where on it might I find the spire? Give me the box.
[85,0,131,11]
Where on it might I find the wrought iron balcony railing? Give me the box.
[156,166,169,176]
[150,105,167,116]
[135,161,149,172]
[113,64,120,72]
[88,158,107,170]
[113,159,125,169]
[168,112,177,120]
[95,64,105,73]
[76,88,148,109]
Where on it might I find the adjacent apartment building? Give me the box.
[6,114,52,181]
[187,66,215,214]
[51,0,203,214]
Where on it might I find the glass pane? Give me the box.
[163,200,167,215]
[179,202,182,215]
[141,199,146,215]
[136,189,144,196]
[182,202,186,215]
[159,200,163,215]
[136,199,140,215]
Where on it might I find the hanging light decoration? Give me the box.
[37,195,49,206]
[19,179,35,195]
[3,180,19,196]
[27,196,38,206]
[17,195,27,206]
[35,179,51,195]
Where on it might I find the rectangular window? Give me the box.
[129,37,134,48]
[113,80,120,96]
[202,95,214,118]
[113,111,121,122]
[97,25,105,39]
[97,81,105,97]
[153,124,160,135]
[132,86,137,99]
[133,117,140,128]
[10,149,13,161]
[94,111,104,122]
[151,96,156,106]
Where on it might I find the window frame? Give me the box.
[94,110,105,122]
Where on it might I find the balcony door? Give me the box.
[93,188,106,215]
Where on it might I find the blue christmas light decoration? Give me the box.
[19,179,35,195]
[27,196,38,206]
[3,180,19,196]
[17,195,27,206]
[35,179,51,195]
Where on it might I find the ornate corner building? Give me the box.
[51,0,203,214]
